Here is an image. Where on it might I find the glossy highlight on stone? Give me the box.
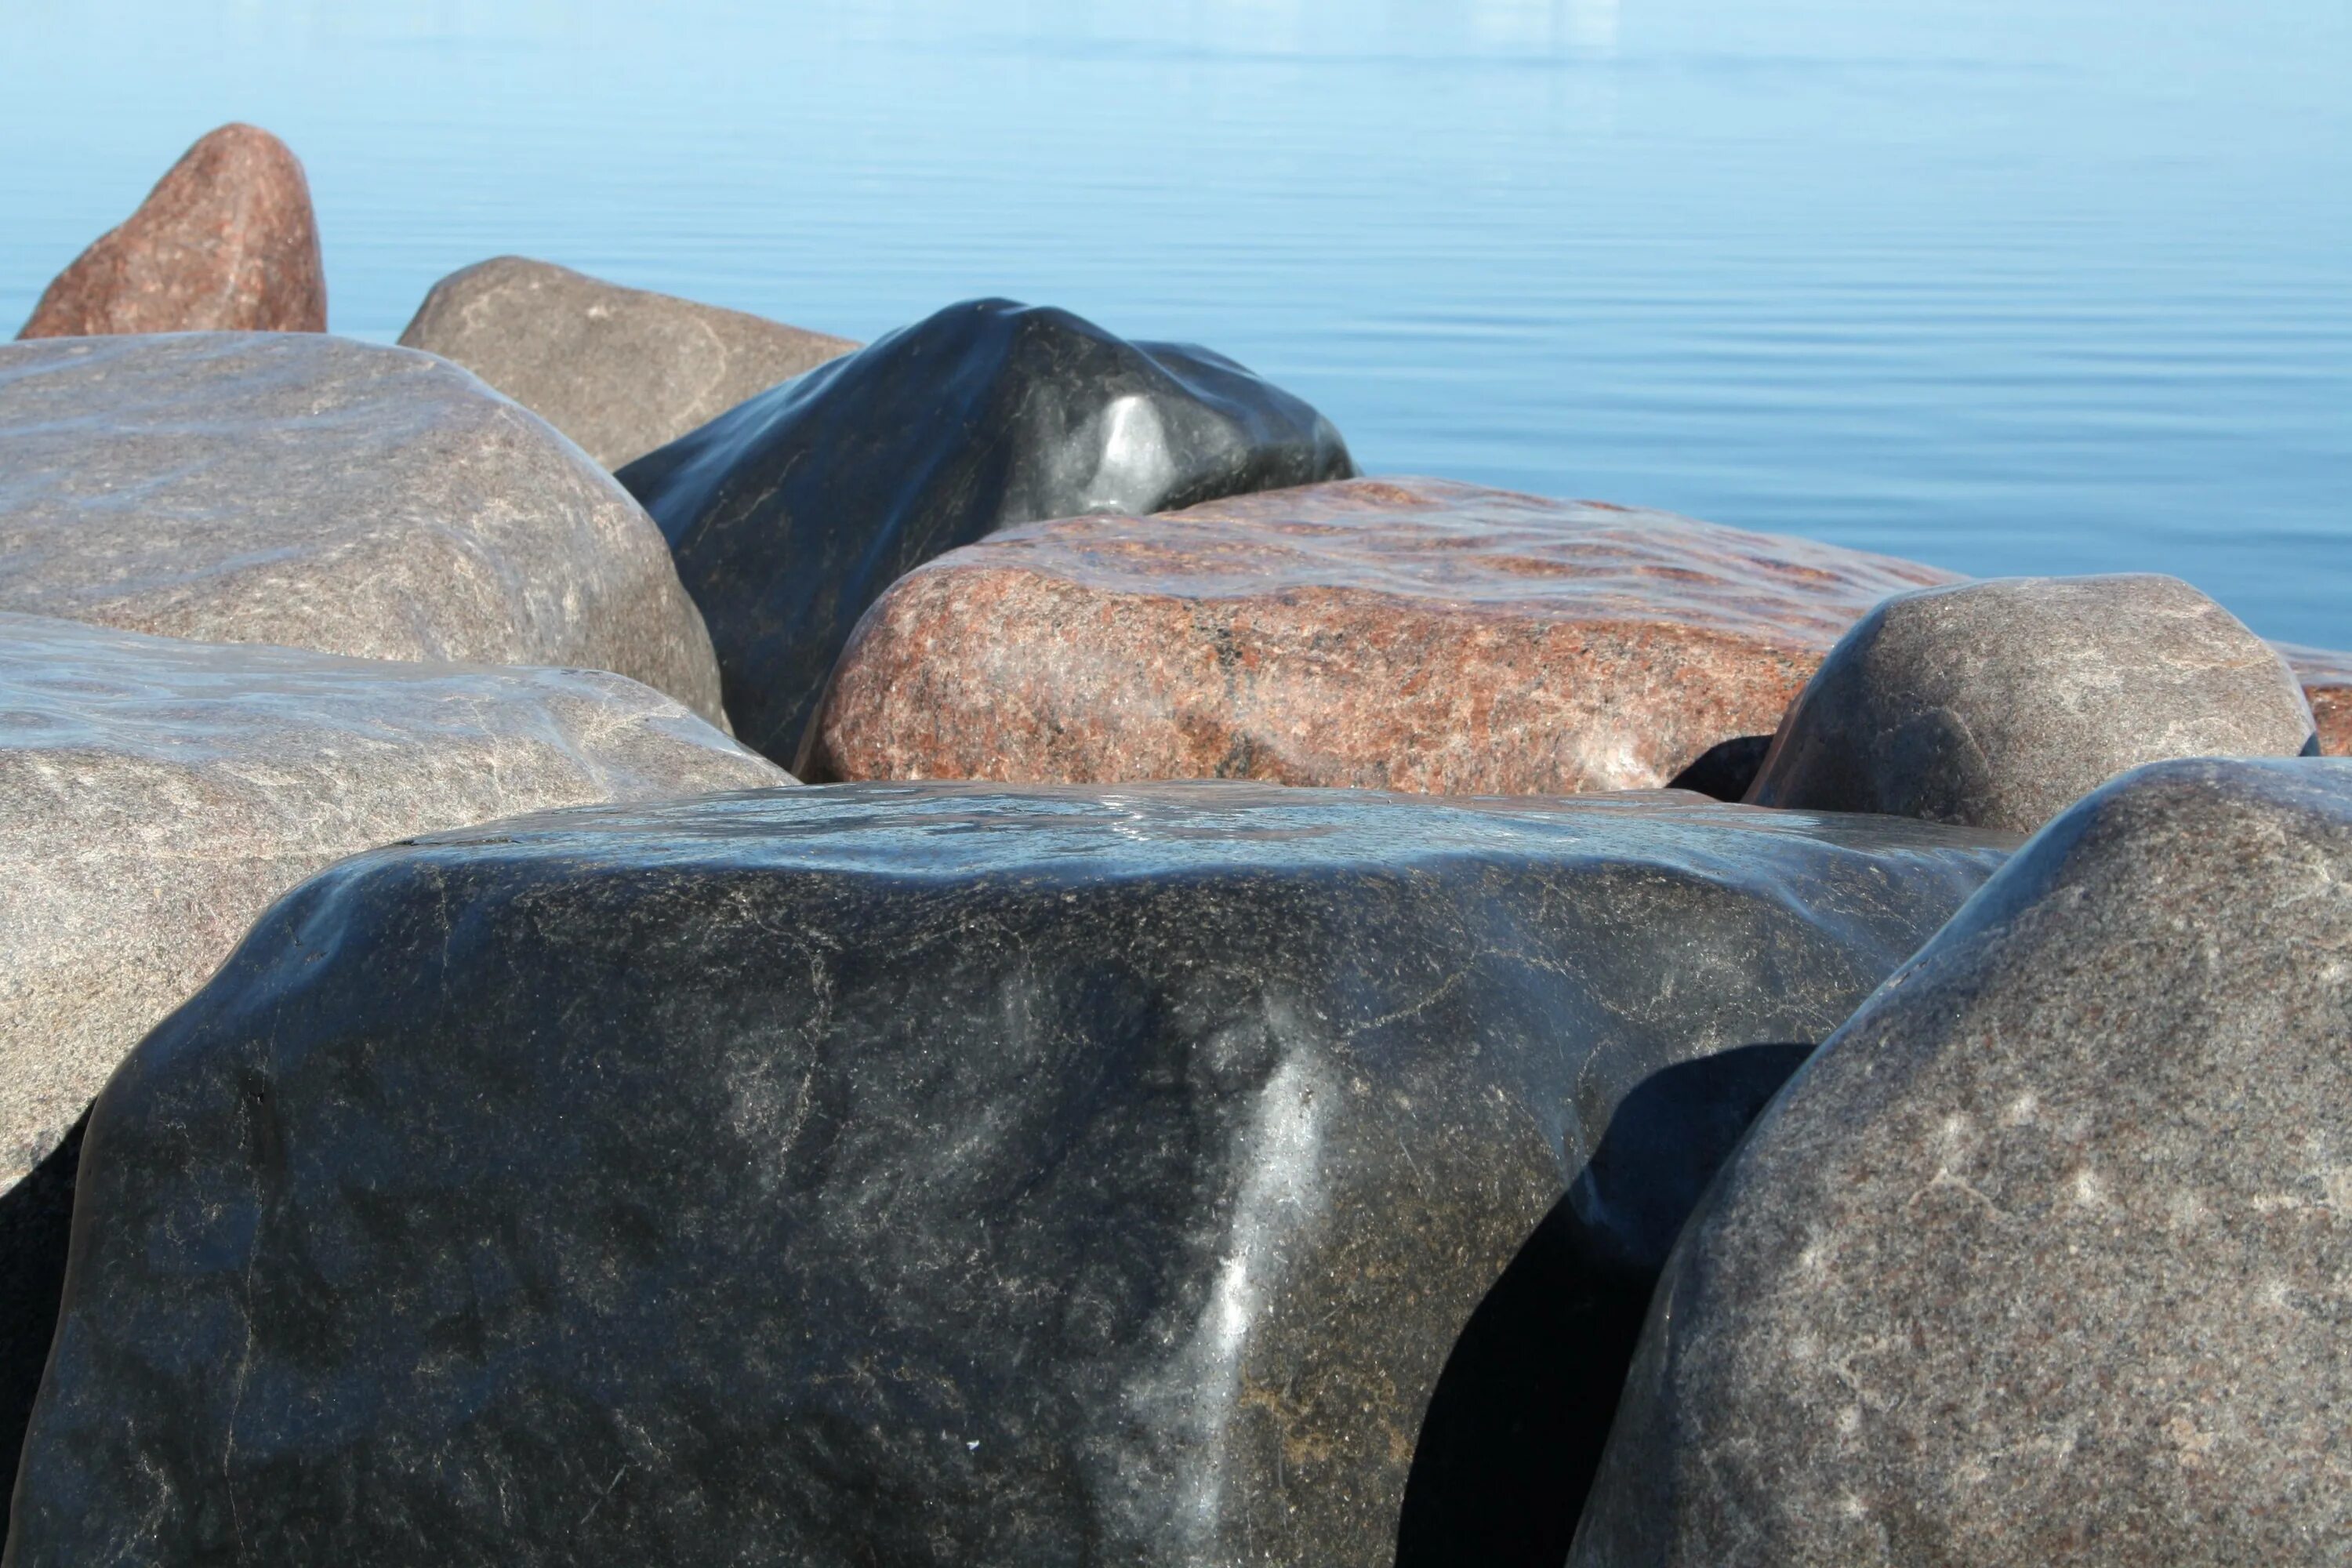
[0,332,728,724]
[811,477,1958,794]
[9,783,2009,1567]
[16,123,326,339]
[398,256,858,470]
[1573,758,2352,1566]
[618,297,1358,768]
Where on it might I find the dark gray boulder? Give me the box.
[0,612,789,1538]
[615,298,1357,768]
[1574,757,2352,1567]
[0,332,728,725]
[1745,573,2317,832]
[8,785,2007,1568]
[397,256,859,470]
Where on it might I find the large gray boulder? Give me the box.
[0,612,788,1527]
[1745,573,2316,832]
[1573,757,2352,1566]
[398,257,858,470]
[0,332,727,724]
[6,784,2008,1567]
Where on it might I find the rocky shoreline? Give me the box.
[3,125,2346,1565]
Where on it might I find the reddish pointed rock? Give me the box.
[16,123,326,339]
[809,477,1962,795]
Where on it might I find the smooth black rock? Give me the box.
[9,785,2009,1567]
[616,299,1358,768]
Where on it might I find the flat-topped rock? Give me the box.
[1574,758,2352,1566]
[618,297,1357,767]
[810,477,1959,794]
[1747,574,2316,832]
[2277,641,2352,757]
[0,332,726,724]
[9,784,2009,1567]
[17,123,325,339]
[0,612,786,1537]
[398,256,858,470]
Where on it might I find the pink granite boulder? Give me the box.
[17,123,326,339]
[810,477,1960,796]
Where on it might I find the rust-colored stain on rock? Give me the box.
[811,477,1962,794]
[17,123,326,339]
[2278,642,2352,756]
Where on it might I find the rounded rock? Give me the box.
[1745,573,2316,832]
[398,256,858,470]
[1574,757,2352,1566]
[0,332,728,724]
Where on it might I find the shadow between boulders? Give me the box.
[1393,1042,1813,1567]
[0,1109,85,1540]
[1664,735,1774,802]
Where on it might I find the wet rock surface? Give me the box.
[811,477,1956,793]
[16,123,325,339]
[618,297,1357,768]
[2277,641,2352,757]
[397,256,858,470]
[0,611,783,1189]
[1747,573,2317,832]
[1573,757,2352,1566]
[9,783,2008,1567]
[0,611,788,1503]
[0,332,728,724]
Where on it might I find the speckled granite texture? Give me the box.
[618,297,1357,768]
[1747,574,2316,831]
[399,256,858,470]
[1573,757,2352,1567]
[810,477,1960,794]
[0,332,728,724]
[16,123,325,339]
[7,783,2008,1567]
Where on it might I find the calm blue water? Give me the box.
[4,0,2347,642]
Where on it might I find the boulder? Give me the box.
[397,256,858,470]
[1745,574,2317,832]
[17,123,325,339]
[0,612,788,1525]
[809,477,1960,794]
[0,332,727,725]
[616,297,1357,768]
[1573,757,2352,1566]
[2276,641,2352,757]
[9,784,2009,1567]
